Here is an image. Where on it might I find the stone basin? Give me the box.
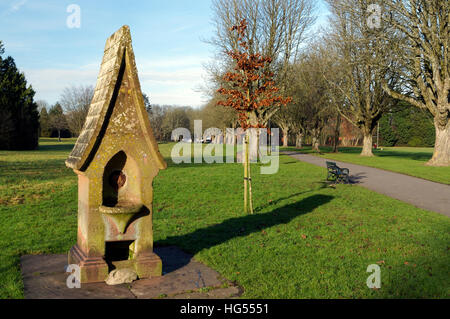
[99,203,143,234]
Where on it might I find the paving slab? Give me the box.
[21,246,240,299]
[283,152,450,217]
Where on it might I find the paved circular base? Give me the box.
[20,246,241,299]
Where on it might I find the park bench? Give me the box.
[326,161,350,184]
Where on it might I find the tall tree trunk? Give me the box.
[58,129,61,142]
[361,131,374,156]
[311,129,320,152]
[295,132,303,149]
[282,128,288,147]
[332,114,341,153]
[312,137,320,152]
[427,119,450,166]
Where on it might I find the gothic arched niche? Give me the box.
[102,151,141,207]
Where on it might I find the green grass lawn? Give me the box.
[0,139,449,298]
[282,146,450,185]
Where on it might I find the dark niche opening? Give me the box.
[104,240,134,270]
[102,151,127,207]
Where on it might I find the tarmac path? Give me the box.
[283,152,450,217]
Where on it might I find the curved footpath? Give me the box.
[282,152,450,217]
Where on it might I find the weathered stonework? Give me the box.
[66,25,167,283]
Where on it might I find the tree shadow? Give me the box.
[284,146,433,162]
[38,144,75,152]
[323,147,432,162]
[155,194,334,273]
[255,181,330,213]
[374,150,432,161]
[0,159,73,181]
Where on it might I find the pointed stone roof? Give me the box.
[65,25,166,171]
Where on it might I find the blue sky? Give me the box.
[0,0,330,107]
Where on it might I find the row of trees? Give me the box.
[38,102,71,140]
[203,0,449,167]
[148,102,238,142]
[34,88,235,145]
[35,85,94,140]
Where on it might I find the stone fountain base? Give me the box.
[20,246,241,299]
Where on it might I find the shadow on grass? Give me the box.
[38,143,75,152]
[374,150,432,161]
[284,146,433,162]
[0,159,73,181]
[162,156,256,169]
[156,194,334,273]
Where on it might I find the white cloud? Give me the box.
[23,55,209,107]
[136,55,210,106]
[139,67,207,107]
[171,24,194,33]
[23,67,98,104]
[9,0,27,13]
[137,55,208,70]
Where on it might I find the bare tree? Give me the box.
[161,107,191,141]
[207,0,317,126]
[298,52,335,152]
[60,85,94,137]
[273,64,307,147]
[201,95,239,132]
[324,0,398,156]
[381,0,449,166]
[148,104,167,141]
[275,49,334,152]
[48,103,69,142]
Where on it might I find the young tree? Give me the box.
[217,20,291,214]
[381,0,449,166]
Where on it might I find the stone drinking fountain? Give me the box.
[65,25,167,283]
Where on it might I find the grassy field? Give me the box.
[282,146,450,185]
[0,138,449,298]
